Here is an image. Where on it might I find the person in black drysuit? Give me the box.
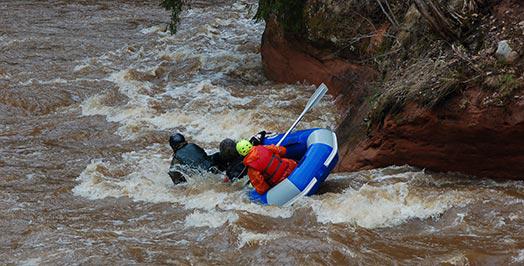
[214,138,246,183]
[168,133,261,185]
[218,131,269,182]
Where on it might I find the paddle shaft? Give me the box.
[275,109,307,147]
[276,83,328,147]
[242,83,328,189]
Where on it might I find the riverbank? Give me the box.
[259,0,524,179]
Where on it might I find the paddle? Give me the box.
[242,83,329,189]
[276,83,328,147]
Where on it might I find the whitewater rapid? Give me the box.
[70,0,465,231]
[3,0,524,264]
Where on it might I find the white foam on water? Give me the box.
[441,253,469,265]
[509,213,519,221]
[184,210,239,228]
[74,0,339,229]
[73,145,175,202]
[73,62,90,72]
[513,250,524,263]
[80,67,337,141]
[77,0,340,142]
[73,145,294,228]
[0,70,9,79]
[72,140,471,230]
[0,36,23,48]
[18,257,42,266]
[140,25,164,35]
[80,70,158,135]
[301,171,470,229]
[74,146,466,230]
[495,217,506,228]
[237,229,286,248]
[19,78,70,86]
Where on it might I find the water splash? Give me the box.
[237,229,286,248]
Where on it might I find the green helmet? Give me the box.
[236,139,253,156]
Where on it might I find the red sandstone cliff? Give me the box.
[260,0,524,179]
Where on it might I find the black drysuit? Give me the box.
[168,143,246,184]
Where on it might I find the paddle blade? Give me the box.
[275,83,329,147]
[305,83,328,112]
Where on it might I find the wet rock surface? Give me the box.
[260,18,377,102]
[260,0,524,180]
[342,89,524,179]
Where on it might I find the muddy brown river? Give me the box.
[1,0,524,264]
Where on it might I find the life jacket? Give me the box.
[243,146,290,185]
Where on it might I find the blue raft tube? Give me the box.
[248,128,339,206]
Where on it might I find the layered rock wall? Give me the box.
[260,0,524,179]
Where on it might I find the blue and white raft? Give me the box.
[248,128,339,206]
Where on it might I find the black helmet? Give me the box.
[169,133,186,151]
[219,138,238,162]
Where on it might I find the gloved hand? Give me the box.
[168,170,187,185]
[208,166,220,174]
[249,130,269,146]
[225,164,247,183]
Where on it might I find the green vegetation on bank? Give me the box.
[254,0,306,33]
[161,0,306,34]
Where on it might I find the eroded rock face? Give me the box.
[260,0,524,179]
[260,18,377,101]
[339,88,524,179]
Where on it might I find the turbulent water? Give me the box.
[1,0,524,264]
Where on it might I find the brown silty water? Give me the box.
[1,0,524,264]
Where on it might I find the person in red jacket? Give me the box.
[236,139,298,194]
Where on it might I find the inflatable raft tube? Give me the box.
[248,128,339,206]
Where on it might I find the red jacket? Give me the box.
[243,145,297,194]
